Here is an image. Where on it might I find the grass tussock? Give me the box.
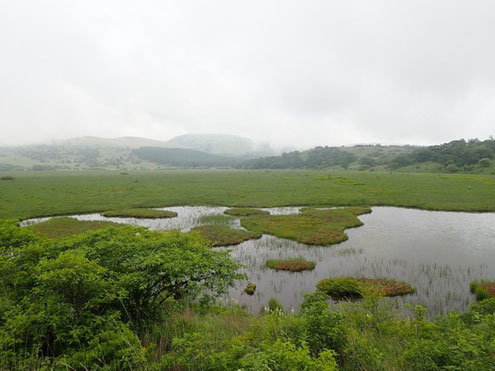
[317,277,415,300]
[470,280,495,301]
[224,208,269,216]
[189,224,261,247]
[241,207,371,245]
[266,258,316,272]
[101,208,177,219]
[245,283,256,295]
[27,217,120,238]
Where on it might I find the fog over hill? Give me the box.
[167,134,273,157]
[60,136,175,149]
[0,134,274,171]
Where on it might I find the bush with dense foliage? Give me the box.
[0,220,241,369]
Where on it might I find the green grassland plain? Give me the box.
[0,169,494,220]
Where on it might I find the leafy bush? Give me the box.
[0,221,241,368]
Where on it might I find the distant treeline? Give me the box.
[237,139,495,172]
[133,146,236,167]
[237,147,357,169]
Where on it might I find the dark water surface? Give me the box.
[22,206,495,316]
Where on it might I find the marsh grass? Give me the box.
[198,214,235,225]
[224,208,269,216]
[27,217,120,238]
[2,170,495,220]
[241,207,371,245]
[189,224,261,247]
[317,277,415,300]
[266,258,316,272]
[101,208,177,219]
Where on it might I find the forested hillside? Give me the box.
[133,147,237,167]
[238,139,495,174]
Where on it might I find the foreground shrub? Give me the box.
[0,221,241,369]
[164,293,340,370]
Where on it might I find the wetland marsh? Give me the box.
[22,205,495,317]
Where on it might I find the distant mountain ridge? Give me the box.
[167,134,273,157]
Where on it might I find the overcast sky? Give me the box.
[1,0,494,149]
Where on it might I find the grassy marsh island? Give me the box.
[101,208,178,219]
[27,217,121,238]
[266,258,316,272]
[224,207,269,216]
[241,207,371,245]
[189,224,261,247]
[317,277,415,300]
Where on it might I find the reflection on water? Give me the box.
[21,206,495,317]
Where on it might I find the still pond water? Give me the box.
[22,206,495,317]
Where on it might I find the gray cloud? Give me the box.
[1,0,494,148]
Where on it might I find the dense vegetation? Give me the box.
[133,147,236,167]
[2,170,495,220]
[238,146,358,169]
[0,220,241,369]
[241,207,371,245]
[101,208,178,219]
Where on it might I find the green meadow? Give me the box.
[1,169,494,220]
